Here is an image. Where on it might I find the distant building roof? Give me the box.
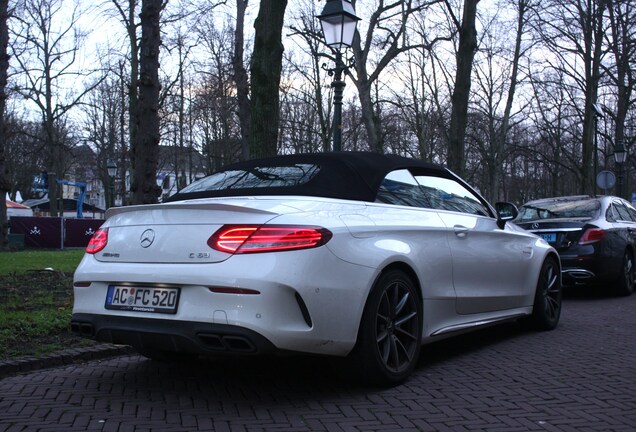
[6,199,29,209]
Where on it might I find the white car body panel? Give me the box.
[442,211,542,314]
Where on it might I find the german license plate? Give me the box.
[105,285,180,314]
[539,233,556,243]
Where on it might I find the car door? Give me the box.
[621,201,636,246]
[414,173,536,315]
[609,199,636,256]
[373,169,455,303]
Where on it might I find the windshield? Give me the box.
[179,164,320,194]
[516,198,601,222]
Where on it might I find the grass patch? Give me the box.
[0,250,95,360]
[0,249,85,275]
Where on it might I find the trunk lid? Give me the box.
[516,219,593,249]
[94,198,302,264]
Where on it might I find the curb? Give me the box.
[0,344,134,379]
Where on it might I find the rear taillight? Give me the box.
[86,228,108,254]
[579,228,605,245]
[208,225,332,254]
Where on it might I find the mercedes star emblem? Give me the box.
[140,229,155,248]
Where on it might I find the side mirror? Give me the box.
[495,202,518,229]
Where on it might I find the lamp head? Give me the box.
[614,141,628,164]
[317,0,360,50]
[107,159,117,177]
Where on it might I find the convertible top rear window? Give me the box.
[179,164,320,193]
[166,152,452,203]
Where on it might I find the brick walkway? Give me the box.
[1,290,635,431]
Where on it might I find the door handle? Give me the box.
[454,225,469,238]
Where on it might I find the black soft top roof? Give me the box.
[166,151,449,203]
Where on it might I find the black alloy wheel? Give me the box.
[350,269,422,386]
[616,251,635,296]
[528,256,562,330]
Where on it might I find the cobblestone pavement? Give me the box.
[1,290,635,432]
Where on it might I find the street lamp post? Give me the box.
[331,52,346,152]
[317,0,360,152]
[107,159,117,208]
[614,141,627,199]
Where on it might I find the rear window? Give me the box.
[516,199,601,222]
[179,164,320,194]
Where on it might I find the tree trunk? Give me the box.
[131,0,163,204]
[448,0,480,176]
[249,0,288,159]
[118,60,129,205]
[233,0,250,161]
[0,0,9,250]
[356,78,381,153]
[128,0,140,200]
[581,0,606,195]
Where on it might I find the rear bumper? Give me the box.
[71,313,277,355]
[72,250,377,357]
[560,255,619,286]
[562,268,596,282]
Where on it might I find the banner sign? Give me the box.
[9,216,105,249]
[64,219,105,248]
[10,217,63,248]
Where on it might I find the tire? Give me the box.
[527,256,562,331]
[615,250,635,297]
[346,269,422,386]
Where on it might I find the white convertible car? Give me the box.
[72,152,561,385]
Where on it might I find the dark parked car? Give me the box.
[515,195,636,296]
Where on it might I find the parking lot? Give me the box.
[1,289,635,432]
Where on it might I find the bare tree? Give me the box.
[10,0,103,216]
[279,79,324,154]
[106,0,140,187]
[386,30,448,162]
[0,0,9,250]
[192,13,242,170]
[4,118,50,201]
[533,0,608,195]
[348,0,447,154]
[602,0,636,198]
[164,28,195,189]
[82,72,124,208]
[289,0,447,154]
[472,0,532,202]
[157,0,228,190]
[288,1,332,153]
[527,69,582,197]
